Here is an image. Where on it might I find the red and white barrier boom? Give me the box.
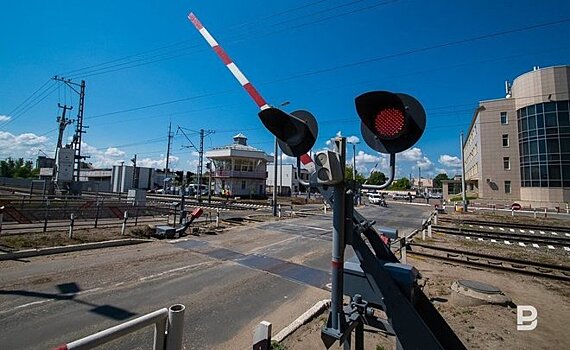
[187,12,315,173]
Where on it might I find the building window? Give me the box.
[503,157,510,170]
[504,180,511,194]
[502,134,509,147]
[500,112,508,125]
[241,180,246,189]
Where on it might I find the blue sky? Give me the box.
[1,0,570,179]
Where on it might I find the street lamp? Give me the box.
[348,140,360,180]
[273,101,290,216]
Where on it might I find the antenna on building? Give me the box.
[505,80,512,98]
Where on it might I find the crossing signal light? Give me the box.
[314,150,343,185]
[355,91,426,154]
[258,108,318,157]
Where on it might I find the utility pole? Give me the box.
[165,122,173,176]
[177,127,214,202]
[348,140,360,180]
[460,132,468,212]
[53,104,73,181]
[418,166,422,194]
[131,154,137,189]
[52,76,87,194]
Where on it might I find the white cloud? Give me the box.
[438,154,462,168]
[138,155,179,169]
[0,131,50,158]
[104,147,125,157]
[325,131,359,149]
[0,115,11,122]
[400,147,423,162]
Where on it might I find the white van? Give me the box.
[368,193,383,205]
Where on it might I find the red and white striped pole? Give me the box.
[187,12,315,174]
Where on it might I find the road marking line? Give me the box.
[139,261,214,281]
[279,222,329,232]
[0,287,103,315]
[250,236,298,253]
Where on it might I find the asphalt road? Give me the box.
[0,202,431,349]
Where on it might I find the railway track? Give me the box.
[408,242,570,282]
[432,225,570,249]
[437,217,570,235]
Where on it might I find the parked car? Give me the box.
[368,193,383,204]
[429,193,442,199]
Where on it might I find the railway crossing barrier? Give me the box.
[54,304,185,350]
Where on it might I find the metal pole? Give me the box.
[165,304,185,350]
[331,137,347,334]
[460,132,467,212]
[352,142,357,180]
[43,200,50,233]
[279,149,283,196]
[208,163,212,203]
[273,137,278,216]
[95,200,101,228]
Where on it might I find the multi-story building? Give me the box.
[463,65,570,206]
[266,163,310,196]
[205,133,272,197]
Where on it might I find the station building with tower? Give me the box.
[205,133,272,197]
[462,65,570,206]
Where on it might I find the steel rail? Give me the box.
[408,243,570,282]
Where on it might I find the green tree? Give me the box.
[367,171,387,185]
[433,173,449,188]
[389,177,411,190]
[0,158,38,178]
[345,166,366,184]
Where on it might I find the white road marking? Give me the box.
[139,261,214,281]
[491,239,498,243]
[488,226,494,230]
[565,233,570,237]
[279,222,329,232]
[479,225,484,229]
[477,238,484,241]
[519,229,525,233]
[0,287,103,316]
[547,245,555,250]
[504,241,512,245]
[509,229,515,232]
[551,232,558,235]
[529,230,535,234]
[518,242,526,247]
[563,247,570,252]
[499,228,505,231]
[466,237,472,240]
[532,243,540,248]
[540,231,546,234]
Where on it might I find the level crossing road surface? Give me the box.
[0,203,431,349]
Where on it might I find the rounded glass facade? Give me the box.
[518,100,570,187]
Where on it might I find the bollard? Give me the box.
[566,203,569,214]
[216,208,220,228]
[69,213,75,239]
[511,208,514,217]
[165,304,185,350]
[0,205,4,236]
[290,205,294,217]
[252,320,272,350]
[422,228,426,240]
[428,223,432,238]
[534,208,537,219]
[544,208,547,218]
[121,211,128,235]
[433,212,438,225]
[400,237,407,264]
[278,204,282,218]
